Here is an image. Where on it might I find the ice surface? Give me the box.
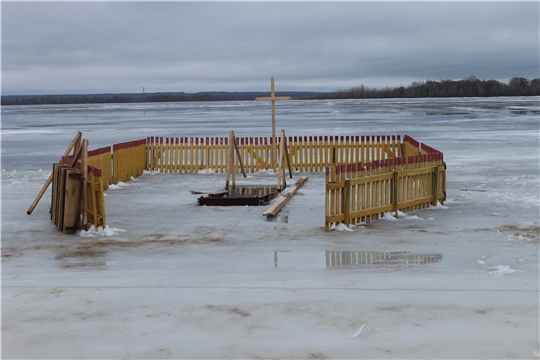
[2,97,539,358]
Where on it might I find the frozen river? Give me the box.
[1,97,539,358]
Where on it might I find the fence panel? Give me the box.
[143,134,411,174]
[325,138,445,231]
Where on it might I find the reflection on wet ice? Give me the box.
[272,251,443,269]
[326,251,443,269]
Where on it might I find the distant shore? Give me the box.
[2,77,538,106]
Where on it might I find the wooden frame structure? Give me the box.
[29,131,445,234]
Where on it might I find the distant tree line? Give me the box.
[2,77,538,106]
[0,91,319,106]
[1,93,240,106]
[314,77,540,100]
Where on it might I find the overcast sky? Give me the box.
[1,1,539,95]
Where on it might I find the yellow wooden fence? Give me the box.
[325,144,446,231]
[145,135,408,173]
[112,139,146,183]
[87,146,112,189]
[46,133,445,234]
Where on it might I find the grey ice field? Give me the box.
[2,97,539,358]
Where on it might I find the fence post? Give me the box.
[393,170,399,217]
[81,139,89,230]
[432,164,439,206]
[343,178,350,227]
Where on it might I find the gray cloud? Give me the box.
[2,2,538,95]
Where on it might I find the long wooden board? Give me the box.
[263,176,308,217]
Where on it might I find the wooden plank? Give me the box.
[344,179,351,226]
[233,135,247,178]
[62,168,81,233]
[263,176,308,217]
[348,203,394,220]
[326,180,347,190]
[57,166,68,230]
[89,169,98,227]
[397,196,433,210]
[27,131,82,215]
[81,139,88,229]
[325,213,345,224]
[349,172,393,186]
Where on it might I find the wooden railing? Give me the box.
[325,137,445,231]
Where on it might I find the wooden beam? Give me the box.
[233,135,247,178]
[225,131,235,191]
[81,139,89,230]
[27,131,82,215]
[263,176,308,217]
[255,77,291,172]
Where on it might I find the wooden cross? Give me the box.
[255,77,291,172]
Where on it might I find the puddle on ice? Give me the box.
[267,210,289,223]
[273,251,443,269]
[55,250,107,269]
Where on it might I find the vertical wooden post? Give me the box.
[225,131,236,191]
[393,170,399,217]
[255,77,291,173]
[81,139,89,230]
[344,178,351,227]
[270,78,277,172]
[325,167,330,232]
[278,131,285,191]
[432,164,440,206]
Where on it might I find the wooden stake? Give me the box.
[233,135,247,179]
[225,131,235,191]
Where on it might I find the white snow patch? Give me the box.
[431,201,449,209]
[107,181,131,190]
[330,223,355,232]
[77,226,126,237]
[383,211,424,221]
[350,323,366,338]
[382,212,398,221]
[142,170,160,175]
[478,260,486,265]
[488,265,518,276]
[198,169,216,174]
